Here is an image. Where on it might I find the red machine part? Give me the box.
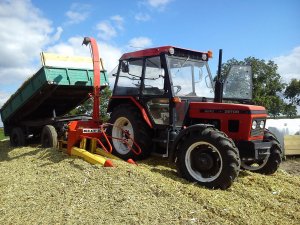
[66,37,142,158]
[82,37,101,122]
[189,102,267,141]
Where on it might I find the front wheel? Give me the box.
[241,129,282,175]
[176,127,240,189]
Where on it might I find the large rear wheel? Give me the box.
[176,127,240,189]
[108,104,153,160]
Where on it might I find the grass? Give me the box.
[0,140,299,225]
[0,128,6,141]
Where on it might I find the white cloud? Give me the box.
[273,46,300,83]
[0,0,61,86]
[0,90,11,106]
[135,13,151,21]
[52,26,63,42]
[47,36,90,56]
[111,15,124,30]
[96,15,124,41]
[128,37,153,49]
[96,21,117,41]
[146,0,173,10]
[65,3,90,24]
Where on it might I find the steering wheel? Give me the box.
[173,85,181,95]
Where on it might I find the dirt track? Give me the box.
[281,157,300,175]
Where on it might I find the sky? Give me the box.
[0,0,300,126]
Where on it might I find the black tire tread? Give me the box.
[10,127,26,147]
[41,125,58,148]
[176,126,240,190]
[254,129,282,175]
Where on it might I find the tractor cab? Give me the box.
[111,47,215,127]
[110,46,252,129]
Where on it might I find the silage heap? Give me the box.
[0,140,299,225]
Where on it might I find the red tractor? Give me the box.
[107,46,282,189]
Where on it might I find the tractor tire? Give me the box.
[108,104,153,160]
[176,127,240,190]
[10,127,26,147]
[241,129,282,175]
[41,125,58,148]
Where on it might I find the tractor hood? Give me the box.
[189,102,267,116]
[188,102,268,141]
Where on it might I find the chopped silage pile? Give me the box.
[0,140,299,225]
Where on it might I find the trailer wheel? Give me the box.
[176,127,240,189]
[108,104,153,160]
[41,125,58,148]
[241,129,282,175]
[10,127,26,147]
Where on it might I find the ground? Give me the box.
[0,139,299,225]
[281,157,300,175]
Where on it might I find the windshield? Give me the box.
[223,65,252,100]
[167,56,214,98]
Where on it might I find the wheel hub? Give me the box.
[112,117,134,155]
[185,141,223,183]
[192,152,214,171]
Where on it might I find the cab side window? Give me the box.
[143,56,164,95]
[114,59,143,95]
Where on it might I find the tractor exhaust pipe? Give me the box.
[214,49,223,103]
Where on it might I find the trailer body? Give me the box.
[1,66,108,138]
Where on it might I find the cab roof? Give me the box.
[120,46,211,60]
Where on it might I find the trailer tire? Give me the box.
[176,127,240,190]
[108,104,153,160]
[10,127,26,147]
[41,125,58,148]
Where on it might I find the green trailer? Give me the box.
[0,66,108,146]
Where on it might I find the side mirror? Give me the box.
[121,61,129,73]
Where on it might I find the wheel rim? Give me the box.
[241,155,270,171]
[112,117,134,155]
[185,141,223,182]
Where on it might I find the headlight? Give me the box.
[259,120,265,129]
[252,120,257,130]
[202,54,207,61]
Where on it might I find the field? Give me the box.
[0,139,300,225]
[0,128,5,140]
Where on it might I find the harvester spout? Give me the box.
[83,37,101,122]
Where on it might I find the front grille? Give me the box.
[251,118,265,136]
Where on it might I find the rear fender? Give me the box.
[170,124,214,161]
[108,96,153,128]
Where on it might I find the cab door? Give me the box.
[141,56,170,126]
